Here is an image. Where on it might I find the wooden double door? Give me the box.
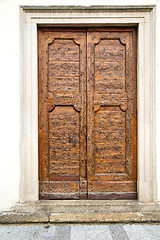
[38,27,137,200]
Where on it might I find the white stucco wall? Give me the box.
[0,0,160,211]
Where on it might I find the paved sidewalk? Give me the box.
[0,224,160,240]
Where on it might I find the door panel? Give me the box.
[38,27,137,200]
[87,29,137,199]
[38,28,87,199]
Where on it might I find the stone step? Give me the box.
[1,212,160,224]
[1,200,160,223]
[13,200,160,214]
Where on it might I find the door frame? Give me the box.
[20,5,156,202]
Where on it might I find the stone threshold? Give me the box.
[0,200,160,224]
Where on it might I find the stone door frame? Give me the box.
[20,5,156,202]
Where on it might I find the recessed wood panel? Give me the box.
[95,39,125,61]
[49,106,80,179]
[48,39,79,93]
[95,106,126,174]
[49,39,79,61]
[95,39,126,93]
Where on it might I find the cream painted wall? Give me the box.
[0,0,160,210]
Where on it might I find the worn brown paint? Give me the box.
[38,27,137,200]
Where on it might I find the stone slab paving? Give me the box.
[0,224,160,240]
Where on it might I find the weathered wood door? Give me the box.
[38,27,137,200]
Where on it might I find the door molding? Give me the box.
[20,5,156,202]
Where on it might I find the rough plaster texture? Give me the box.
[0,0,160,211]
